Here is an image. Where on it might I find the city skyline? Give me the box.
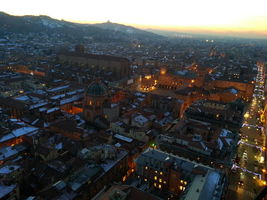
[2,0,267,38]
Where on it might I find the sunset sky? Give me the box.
[2,0,267,38]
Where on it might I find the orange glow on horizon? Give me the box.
[1,0,267,38]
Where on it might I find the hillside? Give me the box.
[0,12,163,42]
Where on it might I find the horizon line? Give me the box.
[1,11,267,39]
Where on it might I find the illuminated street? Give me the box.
[227,62,267,200]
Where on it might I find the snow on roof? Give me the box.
[0,134,14,143]
[220,129,231,137]
[176,70,188,76]
[31,119,39,126]
[115,143,121,148]
[39,107,47,112]
[47,85,69,93]
[111,103,118,108]
[60,94,83,105]
[0,165,20,174]
[9,119,19,122]
[67,91,77,96]
[12,127,39,137]
[224,138,233,146]
[198,171,221,200]
[77,89,84,93]
[0,145,26,161]
[114,134,133,143]
[29,102,48,110]
[50,94,65,100]
[100,150,128,172]
[0,184,16,198]
[55,143,63,150]
[15,95,30,101]
[46,107,60,114]
[35,89,47,95]
[217,138,223,150]
[164,112,170,117]
[229,88,238,94]
[134,115,148,125]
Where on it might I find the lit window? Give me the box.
[158,184,162,189]
[184,181,187,185]
[145,166,148,170]
[179,186,183,190]
[155,170,158,173]
[159,178,162,183]
[154,176,157,180]
[163,181,167,184]
[183,186,185,191]
[160,172,163,175]
[144,178,147,182]
[154,183,157,187]
[180,180,183,184]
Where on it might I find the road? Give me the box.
[227,63,267,200]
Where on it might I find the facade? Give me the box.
[157,119,237,167]
[58,45,131,80]
[185,99,245,130]
[83,80,109,122]
[93,184,162,200]
[83,80,120,123]
[135,148,226,200]
[207,79,254,101]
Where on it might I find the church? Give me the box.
[83,79,120,124]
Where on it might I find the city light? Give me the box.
[0,6,266,200]
[145,75,152,80]
[244,113,249,118]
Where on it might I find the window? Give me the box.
[154,176,157,180]
[159,178,162,183]
[179,186,183,190]
[160,172,163,175]
[158,184,162,189]
[154,183,157,187]
[155,170,158,173]
[145,166,148,170]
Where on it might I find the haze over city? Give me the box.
[2,0,267,38]
[0,0,267,200]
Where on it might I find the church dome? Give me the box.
[87,80,108,96]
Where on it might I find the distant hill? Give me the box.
[92,21,162,39]
[0,12,164,42]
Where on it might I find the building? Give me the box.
[58,45,130,80]
[83,79,120,123]
[92,184,162,200]
[135,148,226,200]
[185,99,245,130]
[157,119,238,167]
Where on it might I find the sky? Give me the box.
[1,0,267,38]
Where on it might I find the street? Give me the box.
[227,62,267,200]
